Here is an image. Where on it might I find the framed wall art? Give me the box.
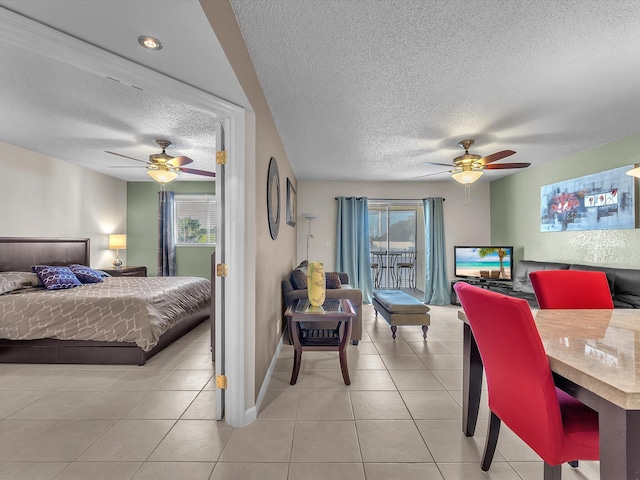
[267,157,280,240]
[286,178,296,227]
[540,165,636,232]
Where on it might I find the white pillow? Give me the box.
[0,271,40,295]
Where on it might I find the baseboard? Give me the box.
[254,332,285,416]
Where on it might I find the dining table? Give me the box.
[460,308,640,480]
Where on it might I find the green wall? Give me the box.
[491,132,640,268]
[127,181,216,278]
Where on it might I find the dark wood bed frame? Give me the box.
[0,237,212,365]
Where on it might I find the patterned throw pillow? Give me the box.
[69,264,104,284]
[325,271,342,289]
[32,265,82,290]
[0,271,40,295]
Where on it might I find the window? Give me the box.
[368,201,421,288]
[368,203,418,252]
[174,194,216,245]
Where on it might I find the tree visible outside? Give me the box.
[174,195,216,246]
[389,216,415,246]
[478,247,508,278]
[178,217,208,244]
[369,209,416,251]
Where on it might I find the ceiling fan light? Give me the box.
[452,170,483,185]
[626,166,640,178]
[147,169,178,184]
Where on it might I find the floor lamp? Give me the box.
[301,213,319,262]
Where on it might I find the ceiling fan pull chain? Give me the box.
[464,183,471,206]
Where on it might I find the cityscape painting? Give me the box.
[540,165,636,232]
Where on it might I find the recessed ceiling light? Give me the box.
[138,36,162,51]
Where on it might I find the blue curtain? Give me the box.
[423,197,449,304]
[158,190,177,276]
[335,196,374,303]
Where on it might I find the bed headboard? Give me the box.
[0,237,90,272]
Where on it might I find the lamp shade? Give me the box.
[452,170,483,185]
[626,166,640,178]
[147,168,178,184]
[108,234,127,250]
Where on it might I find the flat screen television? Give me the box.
[454,246,513,281]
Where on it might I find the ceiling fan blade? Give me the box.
[104,151,149,165]
[107,165,145,168]
[179,167,216,178]
[422,161,455,167]
[167,156,193,167]
[414,169,452,179]
[484,162,531,170]
[480,150,516,164]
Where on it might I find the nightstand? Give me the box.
[101,266,147,277]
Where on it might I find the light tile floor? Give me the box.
[0,304,600,479]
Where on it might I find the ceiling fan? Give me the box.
[106,139,216,184]
[417,139,530,185]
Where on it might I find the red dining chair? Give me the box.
[529,270,611,468]
[529,270,614,309]
[454,282,599,480]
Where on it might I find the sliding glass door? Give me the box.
[368,201,423,291]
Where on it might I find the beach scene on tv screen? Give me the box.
[456,247,512,280]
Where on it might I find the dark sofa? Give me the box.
[454,260,640,309]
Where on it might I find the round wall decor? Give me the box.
[267,156,280,240]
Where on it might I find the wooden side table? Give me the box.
[101,266,147,277]
[285,298,354,385]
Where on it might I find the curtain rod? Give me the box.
[334,197,445,201]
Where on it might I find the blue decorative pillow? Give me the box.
[69,264,104,284]
[32,265,82,290]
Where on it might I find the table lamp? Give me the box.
[108,234,126,268]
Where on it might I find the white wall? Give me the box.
[297,180,492,288]
[0,141,127,267]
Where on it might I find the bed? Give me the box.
[0,237,213,365]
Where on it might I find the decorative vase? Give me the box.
[307,261,326,307]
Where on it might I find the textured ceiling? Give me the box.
[2,1,640,185]
[230,0,640,182]
[0,41,219,181]
[0,0,249,182]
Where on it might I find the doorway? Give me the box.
[368,200,425,298]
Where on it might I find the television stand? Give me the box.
[450,279,511,305]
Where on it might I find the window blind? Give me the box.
[174,194,216,245]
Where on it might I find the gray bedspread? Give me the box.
[0,276,211,351]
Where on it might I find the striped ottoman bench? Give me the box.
[372,290,430,339]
